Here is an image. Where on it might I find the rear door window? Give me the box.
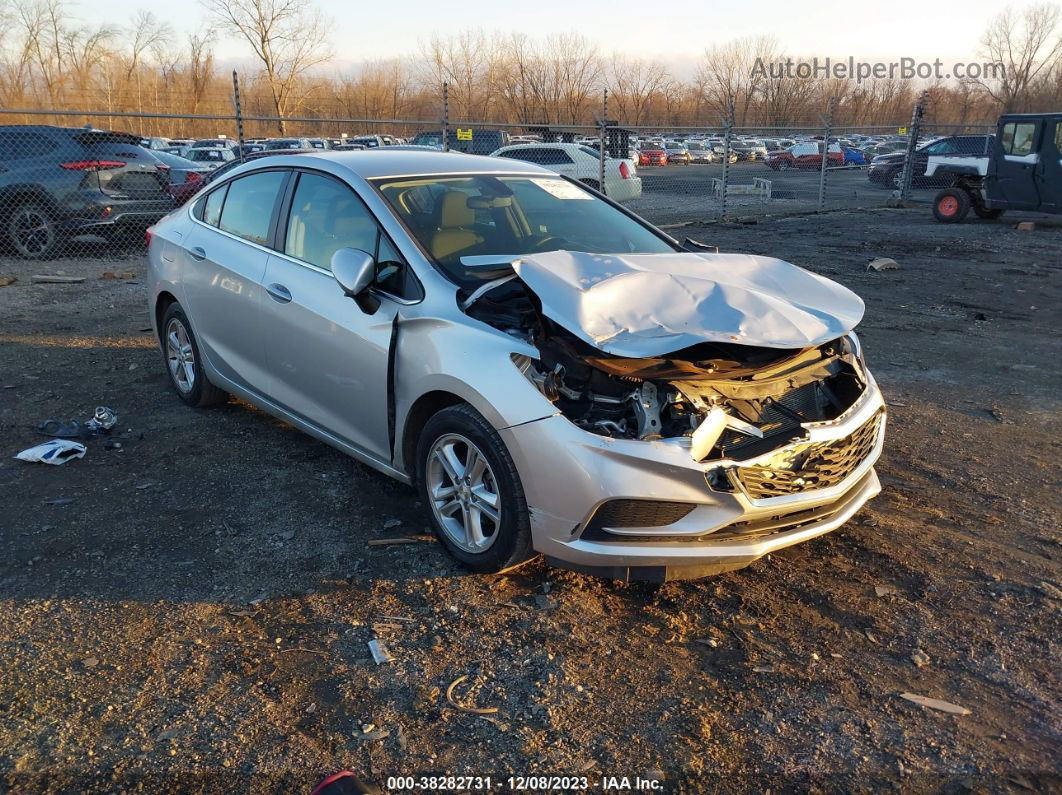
[217,170,287,245]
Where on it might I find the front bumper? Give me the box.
[500,380,886,581]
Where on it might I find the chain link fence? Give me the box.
[0,88,997,262]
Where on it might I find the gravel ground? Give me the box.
[0,209,1060,793]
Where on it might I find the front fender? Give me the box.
[393,315,558,470]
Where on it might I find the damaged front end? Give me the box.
[462,249,883,505]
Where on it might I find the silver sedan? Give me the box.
[146,151,885,582]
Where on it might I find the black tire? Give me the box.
[777,160,790,171]
[7,202,59,259]
[416,404,533,573]
[932,188,972,223]
[578,178,601,192]
[888,168,904,190]
[973,205,1004,220]
[159,302,229,408]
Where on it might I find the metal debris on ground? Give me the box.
[445,674,500,715]
[86,406,118,432]
[15,439,87,465]
[368,639,393,664]
[900,692,970,715]
[866,257,900,272]
[367,535,435,546]
[31,275,86,284]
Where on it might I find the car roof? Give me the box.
[225,150,553,179]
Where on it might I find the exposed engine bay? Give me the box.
[462,272,868,463]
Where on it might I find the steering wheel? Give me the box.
[528,236,572,253]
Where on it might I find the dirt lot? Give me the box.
[1,208,1060,793]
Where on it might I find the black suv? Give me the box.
[867,134,993,190]
[0,125,175,258]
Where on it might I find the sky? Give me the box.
[70,0,1010,74]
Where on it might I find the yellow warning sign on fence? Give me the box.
[456,128,473,141]
[898,126,908,135]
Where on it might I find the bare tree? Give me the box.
[696,37,773,125]
[607,56,670,125]
[978,2,1062,112]
[203,0,333,132]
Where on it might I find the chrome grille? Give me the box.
[735,411,882,500]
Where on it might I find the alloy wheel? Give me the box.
[427,433,501,553]
[165,318,196,394]
[12,208,55,257]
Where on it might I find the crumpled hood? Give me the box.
[510,251,864,357]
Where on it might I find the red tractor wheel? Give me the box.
[932,188,972,223]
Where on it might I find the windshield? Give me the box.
[372,174,677,285]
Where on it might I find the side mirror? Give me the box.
[331,248,375,297]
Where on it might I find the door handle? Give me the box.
[189,246,206,261]
[266,283,292,304]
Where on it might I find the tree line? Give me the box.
[0,0,1059,139]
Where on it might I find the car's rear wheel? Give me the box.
[888,168,904,190]
[417,404,532,573]
[160,303,229,407]
[932,188,972,223]
[777,160,790,170]
[8,203,58,259]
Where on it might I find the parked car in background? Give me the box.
[638,144,668,166]
[684,141,716,163]
[0,125,175,257]
[842,147,867,166]
[492,143,641,200]
[868,135,994,190]
[264,138,316,151]
[234,143,267,158]
[140,137,172,151]
[147,149,212,205]
[732,140,768,161]
[765,142,844,170]
[146,149,885,581]
[663,142,692,165]
[191,138,235,150]
[348,135,391,149]
[184,147,237,170]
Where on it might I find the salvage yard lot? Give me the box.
[0,208,1060,792]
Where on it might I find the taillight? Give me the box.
[145,226,154,248]
[185,171,203,183]
[619,161,631,179]
[60,160,127,171]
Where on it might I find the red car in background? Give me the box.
[765,142,845,170]
[638,145,668,166]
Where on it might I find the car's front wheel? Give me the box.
[159,302,229,407]
[417,404,532,573]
